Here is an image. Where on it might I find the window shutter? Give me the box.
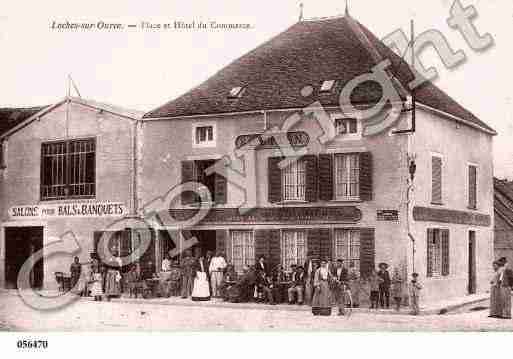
[359,152,373,201]
[318,228,332,261]
[181,160,196,205]
[431,156,442,204]
[226,231,233,263]
[214,173,227,205]
[427,228,434,277]
[304,154,318,202]
[468,165,477,209]
[0,141,5,168]
[216,229,228,256]
[268,157,283,203]
[307,229,321,260]
[359,228,375,278]
[441,229,450,276]
[268,230,281,270]
[318,154,334,201]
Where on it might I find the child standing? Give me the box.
[409,273,422,315]
[368,270,380,309]
[90,265,104,301]
[391,268,403,311]
[337,282,353,316]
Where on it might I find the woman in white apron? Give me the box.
[191,254,211,301]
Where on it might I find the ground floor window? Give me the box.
[427,228,450,277]
[281,230,307,270]
[334,229,360,272]
[231,230,254,273]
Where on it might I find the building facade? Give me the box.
[140,15,495,303]
[0,97,142,290]
[494,178,513,264]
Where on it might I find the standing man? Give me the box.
[377,262,391,309]
[409,272,422,315]
[256,255,268,276]
[347,262,360,308]
[333,259,348,283]
[180,250,195,299]
[209,251,227,298]
[303,252,316,305]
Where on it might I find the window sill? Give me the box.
[430,201,444,206]
[39,196,96,203]
[186,201,219,208]
[467,206,477,211]
[192,142,216,149]
[330,198,362,203]
[277,200,308,205]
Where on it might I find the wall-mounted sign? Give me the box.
[9,202,127,219]
[377,210,399,221]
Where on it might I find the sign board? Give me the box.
[377,209,399,221]
[9,202,128,219]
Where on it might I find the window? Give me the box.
[334,153,360,200]
[281,230,307,270]
[41,139,96,200]
[334,229,361,272]
[181,158,227,205]
[282,159,306,201]
[335,118,358,135]
[427,228,450,277]
[195,126,214,145]
[468,164,477,209]
[431,155,443,204]
[228,86,246,99]
[231,230,254,273]
[320,80,336,93]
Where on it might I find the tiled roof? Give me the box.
[0,107,45,136]
[494,177,513,228]
[143,16,495,134]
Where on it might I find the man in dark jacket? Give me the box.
[377,262,391,309]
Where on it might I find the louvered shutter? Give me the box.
[427,229,434,277]
[216,229,228,256]
[226,231,233,263]
[318,228,332,261]
[441,229,450,276]
[359,228,375,278]
[318,154,334,201]
[254,229,270,263]
[268,230,281,270]
[468,165,477,209]
[214,173,227,204]
[431,156,442,204]
[268,157,283,203]
[359,152,373,201]
[304,155,318,202]
[181,160,196,205]
[307,229,321,260]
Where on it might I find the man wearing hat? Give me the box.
[303,252,317,305]
[377,262,391,309]
[409,272,422,315]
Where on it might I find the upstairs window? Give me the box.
[431,155,443,205]
[41,138,96,200]
[194,125,214,146]
[335,118,358,135]
[468,164,477,209]
[181,159,227,205]
[334,153,360,200]
[282,159,306,201]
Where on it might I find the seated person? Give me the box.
[288,266,306,305]
[261,274,276,305]
[238,266,256,302]
[168,260,182,297]
[221,265,240,302]
[271,265,287,303]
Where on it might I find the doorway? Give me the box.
[190,230,217,257]
[468,230,476,294]
[4,226,44,289]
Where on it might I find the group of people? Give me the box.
[69,248,427,316]
[489,256,513,319]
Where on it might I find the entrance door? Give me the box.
[468,231,476,294]
[4,227,44,289]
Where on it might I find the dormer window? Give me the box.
[335,118,358,135]
[228,86,246,99]
[320,80,336,93]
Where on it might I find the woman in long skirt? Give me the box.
[192,254,211,301]
[348,262,360,308]
[90,266,104,301]
[497,257,512,319]
[312,260,333,316]
[489,261,501,318]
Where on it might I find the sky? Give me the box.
[1,0,512,178]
